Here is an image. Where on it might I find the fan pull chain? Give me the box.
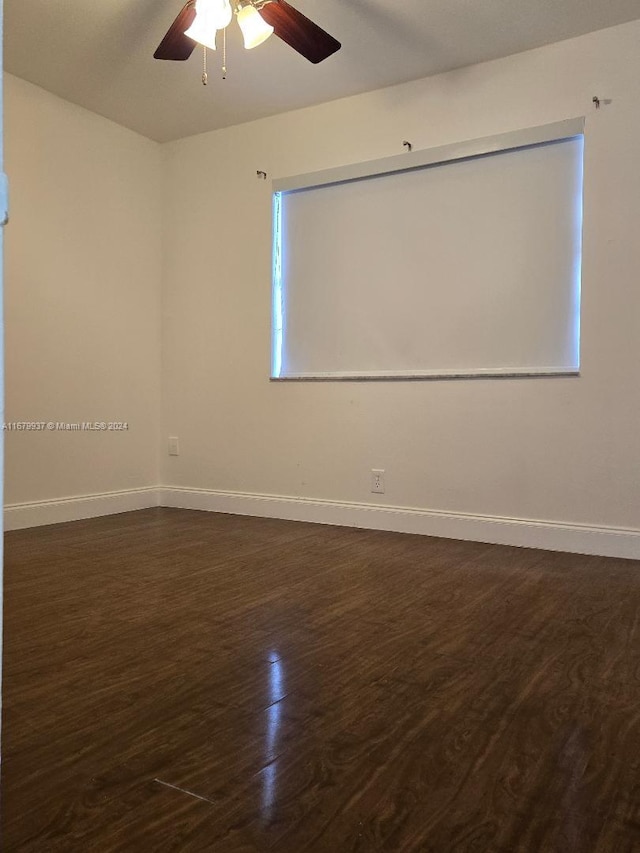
[222,28,227,80]
[202,46,208,86]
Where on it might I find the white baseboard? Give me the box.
[160,486,640,560]
[5,485,639,560]
[4,487,160,531]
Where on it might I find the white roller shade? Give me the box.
[272,127,584,380]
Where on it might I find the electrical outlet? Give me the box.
[371,469,385,494]
[168,436,179,456]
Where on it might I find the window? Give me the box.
[272,119,584,380]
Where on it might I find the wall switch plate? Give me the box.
[168,436,179,456]
[371,469,385,494]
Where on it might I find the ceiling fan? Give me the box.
[154,0,341,65]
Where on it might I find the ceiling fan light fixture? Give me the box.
[237,3,274,50]
[184,0,233,50]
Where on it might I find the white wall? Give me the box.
[4,75,162,506]
[161,20,640,534]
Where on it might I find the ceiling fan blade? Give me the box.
[258,0,341,64]
[154,1,198,61]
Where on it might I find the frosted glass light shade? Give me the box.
[185,0,233,49]
[211,0,233,28]
[184,10,217,50]
[237,5,274,49]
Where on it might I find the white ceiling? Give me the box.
[5,0,640,143]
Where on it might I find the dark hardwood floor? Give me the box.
[2,508,640,852]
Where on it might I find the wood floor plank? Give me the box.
[2,508,640,851]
